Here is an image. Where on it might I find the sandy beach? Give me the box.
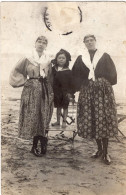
[1,82,126,195]
[1,2,126,195]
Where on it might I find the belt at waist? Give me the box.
[29,77,41,80]
[29,77,39,79]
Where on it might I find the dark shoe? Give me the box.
[30,147,43,157]
[102,154,111,165]
[34,148,42,157]
[30,146,34,154]
[52,122,60,126]
[91,150,103,158]
[41,137,48,154]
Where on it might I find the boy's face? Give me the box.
[35,39,47,53]
[57,54,67,67]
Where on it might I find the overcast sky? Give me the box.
[1,2,126,97]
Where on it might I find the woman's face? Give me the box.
[35,39,47,53]
[84,37,96,51]
[57,54,67,67]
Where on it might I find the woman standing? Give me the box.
[72,34,118,165]
[9,36,53,156]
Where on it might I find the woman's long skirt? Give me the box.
[18,79,53,140]
[77,78,118,139]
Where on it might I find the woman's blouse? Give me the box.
[9,57,51,88]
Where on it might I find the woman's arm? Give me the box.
[68,71,76,94]
[9,57,28,88]
[105,53,117,85]
[46,63,54,88]
[72,56,88,92]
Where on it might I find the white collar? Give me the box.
[81,49,104,70]
[58,67,63,71]
[58,68,69,72]
[26,49,51,77]
[27,49,50,67]
[54,66,69,72]
[81,49,104,80]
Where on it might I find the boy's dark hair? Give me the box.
[51,49,71,68]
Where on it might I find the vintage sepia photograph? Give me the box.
[1,1,126,195]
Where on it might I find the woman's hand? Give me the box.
[66,93,71,99]
[66,93,74,101]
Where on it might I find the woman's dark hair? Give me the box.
[51,49,71,68]
[83,34,96,42]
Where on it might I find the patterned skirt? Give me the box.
[77,78,118,139]
[18,79,53,140]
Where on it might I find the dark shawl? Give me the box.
[72,53,117,92]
